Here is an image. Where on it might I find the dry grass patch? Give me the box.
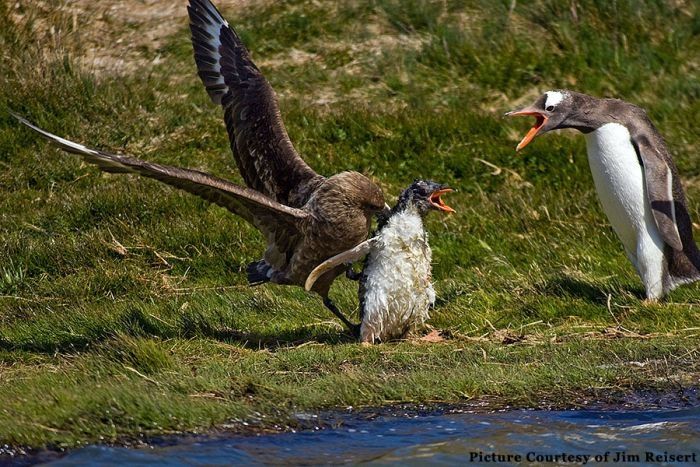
[10,0,270,76]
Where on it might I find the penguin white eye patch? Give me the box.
[544,91,565,109]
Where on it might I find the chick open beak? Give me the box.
[505,109,548,151]
[429,188,455,213]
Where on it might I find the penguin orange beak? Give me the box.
[429,188,455,213]
[505,108,548,151]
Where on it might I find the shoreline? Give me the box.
[8,384,699,463]
[0,333,698,457]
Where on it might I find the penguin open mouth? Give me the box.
[429,188,455,213]
[506,110,548,151]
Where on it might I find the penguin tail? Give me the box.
[668,241,700,290]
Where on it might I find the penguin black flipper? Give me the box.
[630,132,682,251]
[628,114,700,285]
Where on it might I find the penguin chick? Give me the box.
[306,180,454,342]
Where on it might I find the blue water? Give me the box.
[39,408,700,465]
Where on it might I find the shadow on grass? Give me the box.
[0,306,356,355]
[206,326,356,350]
[173,307,357,349]
[537,276,611,304]
[0,326,356,354]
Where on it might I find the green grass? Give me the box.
[1,0,699,449]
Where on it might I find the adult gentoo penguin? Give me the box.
[507,90,700,300]
[12,0,387,332]
[305,180,454,342]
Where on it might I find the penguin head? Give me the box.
[396,179,455,216]
[505,89,583,150]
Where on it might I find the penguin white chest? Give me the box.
[584,122,657,254]
[361,206,434,342]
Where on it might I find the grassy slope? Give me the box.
[1,0,699,448]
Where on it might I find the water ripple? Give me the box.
[39,408,700,466]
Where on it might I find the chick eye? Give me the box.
[546,105,555,112]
